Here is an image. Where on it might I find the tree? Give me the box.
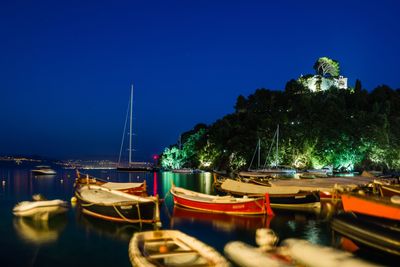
[313,57,340,77]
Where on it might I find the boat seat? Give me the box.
[148,250,199,259]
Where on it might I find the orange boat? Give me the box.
[341,193,400,221]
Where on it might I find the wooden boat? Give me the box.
[217,178,320,211]
[373,179,400,197]
[379,184,400,197]
[13,197,68,220]
[170,184,274,215]
[75,170,147,196]
[129,230,230,267]
[331,213,400,256]
[341,193,400,221]
[75,184,160,224]
[31,165,56,175]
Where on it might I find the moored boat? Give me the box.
[13,197,68,221]
[341,193,400,221]
[379,184,400,197]
[31,165,57,175]
[129,230,230,267]
[331,212,400,256]
[217,178,320,211]
[225,228,379,267]
[75,170,147,196]
[171,168,194,174]
[170,184,274,215]
[282,238,380,267]
[75,184,160,224]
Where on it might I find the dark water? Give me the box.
[0,164,395,266]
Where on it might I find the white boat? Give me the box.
[172,168,194,174]
[31,166,57,175]
[282,238,381,267]
[224,229,380,267]
[129,230,230,267]
[75,184,160,224]
[13,198,68,220]
[303,165,333,177]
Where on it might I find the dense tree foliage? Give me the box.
[161,82,400,172]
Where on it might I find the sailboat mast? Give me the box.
[276,124,279,166]
[257,138,260,169]
[129,84,133,164]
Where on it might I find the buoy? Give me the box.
[159,245,168,253]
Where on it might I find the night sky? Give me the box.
[1,0,399,160]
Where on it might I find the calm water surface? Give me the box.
[0,164,394,266]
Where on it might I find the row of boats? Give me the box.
[12,169,400,266]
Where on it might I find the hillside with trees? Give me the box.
[161,60,400,172]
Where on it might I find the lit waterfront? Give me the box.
[0,164,395,266]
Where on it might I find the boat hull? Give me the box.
[341,193,400,221]
[171,186,272,215]
[215,179,320,211]
[331,213,400,256]
[75,185,159,224]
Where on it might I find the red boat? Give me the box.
[170,185,274,216]
[75,170,147,196]
[341,193,400,221]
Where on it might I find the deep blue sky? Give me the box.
[1,0,399,160]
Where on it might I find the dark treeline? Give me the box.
[161,80,400,172]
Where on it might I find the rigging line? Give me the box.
[248,138,259,171]
[263,128,278,168]
[118,97,131,165]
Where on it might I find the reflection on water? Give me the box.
[171,206,272,232]
[13,216,67,245]
[76,210,153,242]
[3,165,389,266]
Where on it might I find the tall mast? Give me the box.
[276,124,279,166]
[129,84,133,164]
[257,138,260,169]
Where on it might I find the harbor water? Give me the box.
[0,165,396,266]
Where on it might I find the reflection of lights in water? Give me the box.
[2,180,5,186]
[287,221,297,231]
[304,221,320,244]
[13,217,66,245]
[203,173,212,195]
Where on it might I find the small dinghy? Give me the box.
[224,228,380,267]
[13,195,68,221]
[75,184,160,224]
[129,230,230,267]
[31,166,57,175]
